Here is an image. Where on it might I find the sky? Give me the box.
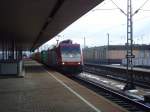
[40,0,150,50]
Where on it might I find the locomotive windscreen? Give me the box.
[60,45,81,62]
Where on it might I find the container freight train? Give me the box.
[32,40,83,74]
[83,45,150,66]
[83,45,125,65]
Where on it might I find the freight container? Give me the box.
[83,45,150,65]
[47,49,57,66]
[41,50,48,64]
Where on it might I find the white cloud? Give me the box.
[41,0,150,49]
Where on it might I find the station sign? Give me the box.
[126,55,135,58]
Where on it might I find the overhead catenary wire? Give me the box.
[92,0,126,14]
[92,8,118,12]
[139,9,150,12]
[92,0,118,12]
[137,0,150,10]
[91,0,109,11]
[110,0,127,15]
[133,0,150,15]
[98,0,107,8]
[92,0,150,38]
[93,0,150,30]
[110,0,150,15]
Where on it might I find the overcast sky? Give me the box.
[41,0,150,49]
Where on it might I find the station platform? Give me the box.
[0,60,127,112]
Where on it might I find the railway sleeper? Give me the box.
[128,108,143,112]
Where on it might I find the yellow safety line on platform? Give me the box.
[45,70,101,112]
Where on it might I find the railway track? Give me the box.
[83,65,150,89]
[75,74,150,112]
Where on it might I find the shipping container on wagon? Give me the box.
[83,47,107,64]
[47,48,57,66]
[83,46,123,64]
[41,50,48,64]
[122,57,150,67]
[33,52,41,62]
[83,44,150,65]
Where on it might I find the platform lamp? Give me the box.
[56,35,61,45]
[56,35,64,45]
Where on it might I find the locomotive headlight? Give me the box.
[78,62,80,64]
[62,62,65,65]
[69,54,73,57]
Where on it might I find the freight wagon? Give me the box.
[122,58,150,67]
[83,45,150,65]
[83,45,125,64]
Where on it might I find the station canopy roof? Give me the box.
[0,0,103,51]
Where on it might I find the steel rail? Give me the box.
[76,75,150,112]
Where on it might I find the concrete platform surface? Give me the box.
[0,60,128,112]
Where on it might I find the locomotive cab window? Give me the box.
[60,46,81,58]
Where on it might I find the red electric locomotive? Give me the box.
[33,39,83,74]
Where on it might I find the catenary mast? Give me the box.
[123,0,135,90]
